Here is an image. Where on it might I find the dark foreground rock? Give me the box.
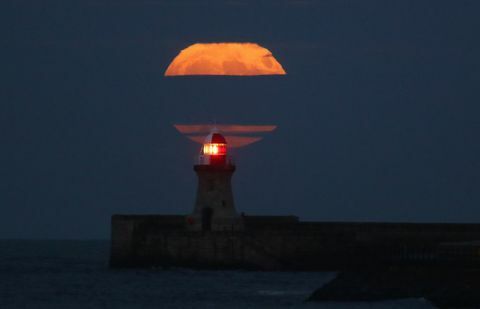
[307,268,480,308]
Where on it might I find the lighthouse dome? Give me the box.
[204,132,227,144]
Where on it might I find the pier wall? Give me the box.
[110,215,480,270]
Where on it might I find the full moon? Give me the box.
[165,43,286,76]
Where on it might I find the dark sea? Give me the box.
[0,240,435,308]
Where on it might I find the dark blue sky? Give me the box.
[1,0,479,239]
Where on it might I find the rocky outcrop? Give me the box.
[307,268,480,308]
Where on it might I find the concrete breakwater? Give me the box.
[110,215,480,270]
[307,268,480,308]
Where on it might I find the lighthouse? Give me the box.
[188,131,243,231]
[173,124,277,231]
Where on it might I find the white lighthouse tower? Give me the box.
[188,131,243,231]
[173,124,277,231]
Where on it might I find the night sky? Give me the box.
[1,0,479,239]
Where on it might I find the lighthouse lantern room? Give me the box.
[198,132,228,166]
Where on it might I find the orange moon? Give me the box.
[165,43,286,76]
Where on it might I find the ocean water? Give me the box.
[0,240,435,308]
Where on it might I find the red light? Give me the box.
[203,143,226,156]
